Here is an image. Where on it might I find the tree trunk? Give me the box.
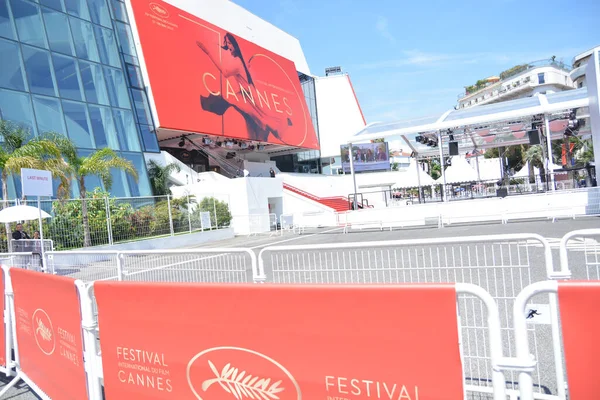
[80,178,92,247]
[2,173,12,252]
[539,165,547,183]
[527,162,535,184]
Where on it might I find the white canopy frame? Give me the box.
[347,88,593,203]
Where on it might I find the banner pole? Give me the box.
[37,196,45,273]
[349,143,358,210]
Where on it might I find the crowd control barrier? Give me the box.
[257,233,562,399]
[92,281,506,400]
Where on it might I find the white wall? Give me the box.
[161,0,310,74]
[243,160,278,177]
[314,74,367,158]
[144,151,201,186]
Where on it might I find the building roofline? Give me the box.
[573,45,600,64]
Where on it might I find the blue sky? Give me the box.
[233,0,600,124]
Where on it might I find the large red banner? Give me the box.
[11,269,87,400]
[558,281,600,399]
[96,282,464,399]
[129,0,319,150]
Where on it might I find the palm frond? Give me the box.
[4,156,44,175]
[12,139,62,160]
[79,148,137,190]
[0,120,30,152]
[38,132,78,164]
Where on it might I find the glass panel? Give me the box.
[0,0,16,39]
[62,99,95,148]
[39,0,62,11]
[52,54,83,100]
[32,95,67,135]
[64,0,88,20]
[69,17,99,62]
[42,7,74,55]
[115,21,135,55]
[108,168,129,197]
[112,108,140,151]
[10,0,47,48]
[88,104,119,149]
[0,38,27,91]
[87,0,109,26]
[0,88,36,135]
[103,66,130,108]
[138,124,158,152]
[21,45,57,96]
[122,53,138,66]
[125,63,143,88]
[546,87,588,104]
[109,0,125,21]
[94,26,119,67]
[79,60,109,105]
[122,152,151,197]
[130,88,151,125]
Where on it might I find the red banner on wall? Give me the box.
[558,281,600,399]
[11,269,87,400]
[96,282,463,399]
[129,0,319,150]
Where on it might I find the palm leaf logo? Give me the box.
[201,360,285,399]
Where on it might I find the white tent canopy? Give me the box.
[437,157,478,184]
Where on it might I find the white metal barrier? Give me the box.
[46,251,121,281]
[257,234,561,399]
[0,252,42,271]
[559,228,600,280]
[10,239,53,253]
[279,213,295,235]
[231,213,276,236]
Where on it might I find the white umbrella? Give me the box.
[0,205,52,223]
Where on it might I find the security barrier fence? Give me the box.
[0,230,597,399]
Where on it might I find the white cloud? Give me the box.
[375,16,395,44]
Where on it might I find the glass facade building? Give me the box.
[272,73,323,173]
[0,0,158,198]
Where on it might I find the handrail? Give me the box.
[283,182,348,202]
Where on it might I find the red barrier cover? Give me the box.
[129,0,319,150]
[0,269,5,367]
[558,281,600,399]
[11,269,87,400]
[96,283,463,399]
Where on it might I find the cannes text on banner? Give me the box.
[11,269,87,400]
[558,281,600,399]
[95,282,463,399]
[129,0,319,150]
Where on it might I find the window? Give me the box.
[538,73,545,84]
[138,124,158,152]
[62,100,95,148]
[52,54,83,100]
[0,38,27,91]
[109,0,126,22]
[79,61,109,105]
[64,0,89,20]
[103,66,130,108]
[108,168,130,197]
[32,95,67,135]
[88,105,119,149]
[115,21,135,55]
[112,108,140,151]
[130,88,152,125]
[22,45,57,96]
[0,0,16,39]
[76,149,103,193]
[10,0,47,48]
[126,63,143,88]
[42,7,74,55]
[87,0,110,26]
[39,0,63,11]
[122,152,151,196]
[0,88,37,136]
[69,17,99,62]
[94,26,120,67]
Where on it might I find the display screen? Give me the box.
[340,142,390,173]
[130,0,319,149]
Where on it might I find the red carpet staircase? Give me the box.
[283,182,352,212]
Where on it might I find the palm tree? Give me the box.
[53,136,138,247]
[147,160,181,196]
[524,145,547,184]
[0,121,72,246]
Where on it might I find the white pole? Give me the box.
[415,157,422,203]
[438,132,447,202]
[37,196,45,272]
[348,143,358,210]
[544,115,556,191]
[475,151,481,182]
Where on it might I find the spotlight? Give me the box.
[215,141,222,146]
[239,142,248,149]
[449,134,455,141]
[178,137,185,147]
[257,144,265,151]
[415,135,423,143]
[202,137,212,145]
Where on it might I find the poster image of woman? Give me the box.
[196,33,294,144]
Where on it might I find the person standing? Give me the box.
[269,168,276,178]
[12,223,30,240]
